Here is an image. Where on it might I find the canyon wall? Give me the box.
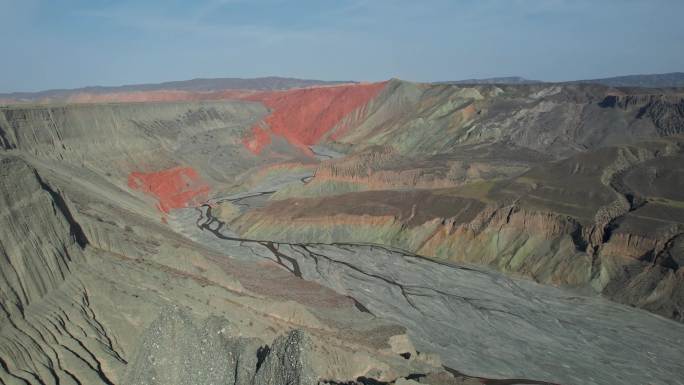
[237,136,684,321]
[0,157,85,323]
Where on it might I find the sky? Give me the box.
[1,0,683,93]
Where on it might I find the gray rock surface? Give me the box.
[125,306,261,385]
[253,329,317,385]
[126,306,319,385]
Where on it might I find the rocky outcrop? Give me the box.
[0,113,15,149]
[125,306,264,385]
[253,329,317,385]
[638,97,684,136]
[598,94,660,109]
[127,306,394,385]
[599,94,684,136]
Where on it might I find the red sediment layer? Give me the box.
[128,167,210,213]
[242,82,387,154]
[242,125,272,154]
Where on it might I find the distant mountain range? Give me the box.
[2,72,684,103]
[439,76,543,85]
[568,72,684,88]
[438,72,684,88]
[0,76,352,101]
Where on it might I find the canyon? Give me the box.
[1,76,683,385]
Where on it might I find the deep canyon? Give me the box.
[1,77,683,385]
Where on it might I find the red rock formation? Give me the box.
[128,167,210,213]
[242,82,387,154]
[242,124,271,154]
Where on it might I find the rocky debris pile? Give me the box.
[126,306,263,385]
[126,307,469,385]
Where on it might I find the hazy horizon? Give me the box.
[2,0,683,93]
[5,72,684,96]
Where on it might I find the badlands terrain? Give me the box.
[1,76,684,385]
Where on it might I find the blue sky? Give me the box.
[1,0,683,92]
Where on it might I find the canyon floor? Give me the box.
[1,77,683,385]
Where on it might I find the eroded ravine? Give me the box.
[169,169,684,385]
